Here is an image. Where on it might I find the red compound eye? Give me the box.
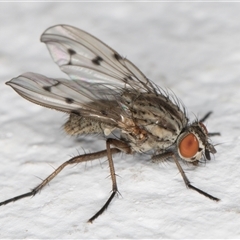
[179,133,199,158]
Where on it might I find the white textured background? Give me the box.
[1,3,240,239]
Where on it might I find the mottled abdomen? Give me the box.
[64,113,116,136]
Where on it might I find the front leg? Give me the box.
[152,152,220,201]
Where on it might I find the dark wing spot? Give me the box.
[65,98,74,104]
[92,56,103,65]
[43,86,52,92]
[67,49,77,65]
[43,81,60,92]
[68,49,76,55]
[113,53,122,61]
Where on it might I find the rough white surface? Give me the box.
[0,3,240,239]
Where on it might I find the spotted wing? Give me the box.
[7,25,157,127]
[40,24,157,93]
[6,72,122,126]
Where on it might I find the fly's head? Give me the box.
[177,122,216,163]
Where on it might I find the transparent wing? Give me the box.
[40,24,157,93]
[7,25,160,128]
[6,72,123,126]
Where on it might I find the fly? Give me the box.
[1,25,220,223]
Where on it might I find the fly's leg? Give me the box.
[0,148,121,205]
[199,111,220,137]
[152,152,220,201]
[0,147,122,221]
[88,138,132,223]
[172,153,220,201]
